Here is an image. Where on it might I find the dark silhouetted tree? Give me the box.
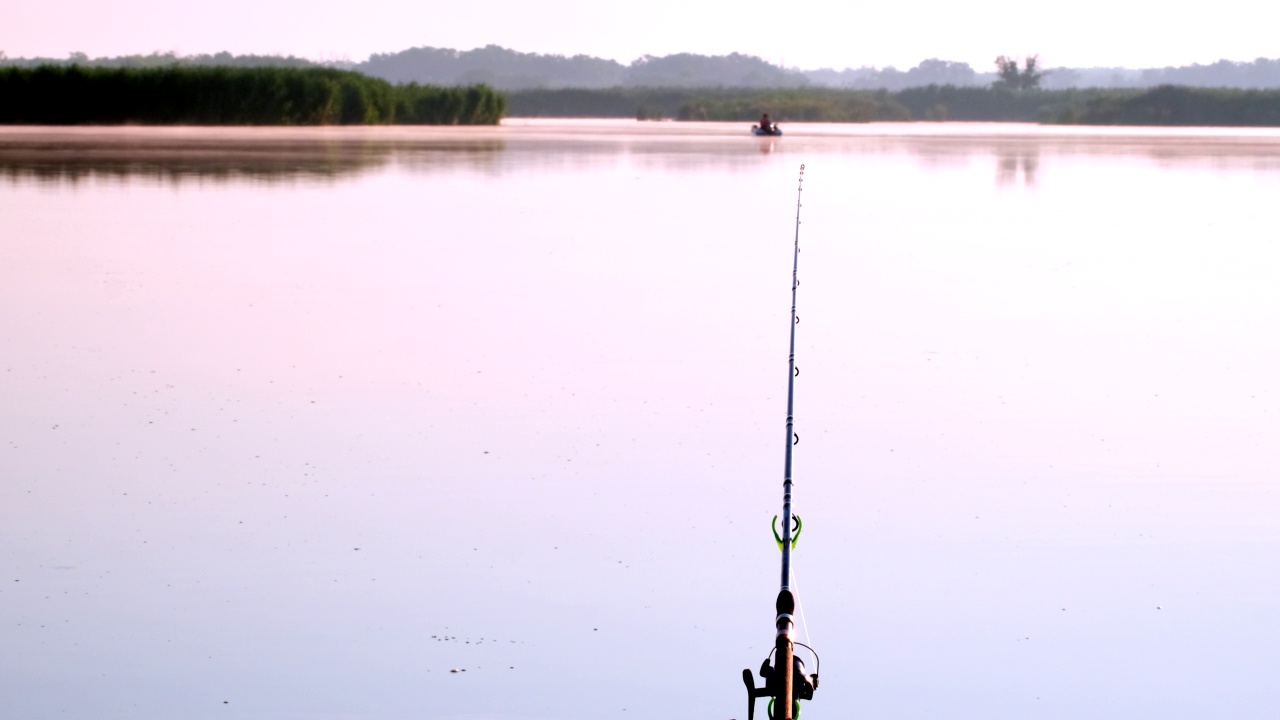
[994,55,1043,90]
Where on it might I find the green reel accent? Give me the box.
[772,514,803,550]
[767,697,802,720]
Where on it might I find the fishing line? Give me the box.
[791,567,814,668]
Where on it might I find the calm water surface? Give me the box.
[2,121,1278,720]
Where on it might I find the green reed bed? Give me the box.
[509,85,1280,126]
[878,85,1280,125]
[673,87,910,122]
[0,65,505,125]
[1060,85,1280,126]
[508,86,1063,122]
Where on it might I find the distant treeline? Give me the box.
[7,58,1280,127]
[14,47,1280,91]
[356,48,1280,92]
[1043,59,1280,90]
[508,86,1078,122]
[1063,85,1280,126]
[508,87,912,122]
[0,65,505,125]
[361,47,804,89]
[509,85,1280,126]
[0,50,318,70]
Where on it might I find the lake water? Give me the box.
[2,120,1278,720]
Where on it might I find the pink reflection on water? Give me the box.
[1,123,1278,720]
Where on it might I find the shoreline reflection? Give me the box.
[5,122,1280,185]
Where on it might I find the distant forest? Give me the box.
[504,85,1280,127]
[8,46,1280,91]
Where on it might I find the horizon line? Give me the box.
[5,45,1279,74]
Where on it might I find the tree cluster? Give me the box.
[993,55,1043,90]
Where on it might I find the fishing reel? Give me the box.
[741,647,819,720]
[742,590,820,720]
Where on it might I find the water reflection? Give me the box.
[3,119,1280,720]
[996,146,1040,187]
[0,128,508,185]
[6,122,1280,187]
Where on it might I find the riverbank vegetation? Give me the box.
[0,66,505,125]
[510,87,904,121]
[1061,85,1280,126]
[508,85,1280,126]
[508,86,1074,122]
[7,63,1280,127]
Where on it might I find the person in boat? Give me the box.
[759,113,773,132]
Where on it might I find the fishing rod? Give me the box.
[742,164,820,720]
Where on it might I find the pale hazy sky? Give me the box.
[3,0,1275,71]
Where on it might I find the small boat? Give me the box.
[752,124,783,136]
